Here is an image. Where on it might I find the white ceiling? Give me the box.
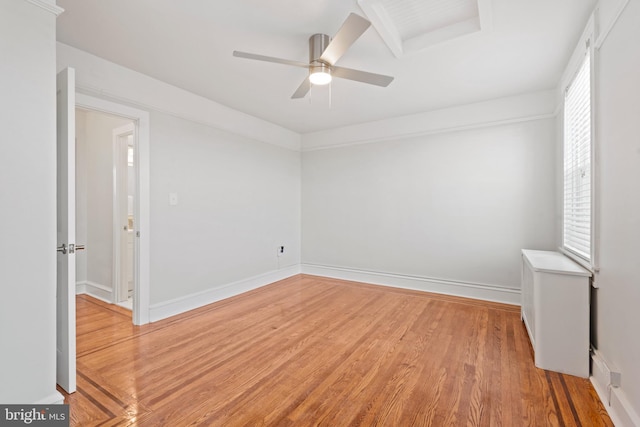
[56,0,596,134]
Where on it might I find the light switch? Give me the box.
[169,192,178,206]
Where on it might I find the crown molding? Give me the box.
[302,90,557,151]
[25,0,64,16]
[57,43,302,152]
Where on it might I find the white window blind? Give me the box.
[563,50,592,261]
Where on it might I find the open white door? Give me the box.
[56,67,77,393]
[113,123,135,306]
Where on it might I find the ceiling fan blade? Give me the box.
[233,51,308,68]
[320,13,371,65]
[331,66,394,87]
[291,77,311,99]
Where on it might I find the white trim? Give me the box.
[75,93,151,325]
[558,16,598,272]
[301,90,557,151]
[303,113,556,152]
[75,281,86,295]
[301,264,521,305]
[112,123,135,306]
[558,16,595,96]
[595,0,630,49]
[149,265,301,322]
[25,0,64,16]
[34,391,65,405]
[591,349,640,427]
[75,281,113,303]
[558,246,597,274]
[57,43,301,152]
[590,33,601,276]
[76,83,301,152]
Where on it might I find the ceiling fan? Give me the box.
[233,13,394,99]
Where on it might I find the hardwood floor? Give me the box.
[61,274,612,426]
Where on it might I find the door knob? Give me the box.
[68,244,86,254]
[58,243,85,254]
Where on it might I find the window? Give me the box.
[563,49,592,262]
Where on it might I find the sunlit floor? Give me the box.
[62,275,613,426]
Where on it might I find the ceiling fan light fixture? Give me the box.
[233,14,393,99]
[309,65,332,85]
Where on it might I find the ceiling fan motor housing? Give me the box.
[309,33,331,65]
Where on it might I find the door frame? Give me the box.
[113,123,135,306]
[76,93,150,325]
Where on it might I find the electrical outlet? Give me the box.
[277,246,285,257]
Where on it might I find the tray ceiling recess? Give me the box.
[358,0,492,57]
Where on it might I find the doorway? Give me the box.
[113,123,136,310]
[75,93,150,326]
[75,109,136,314]
[57,76,151,393]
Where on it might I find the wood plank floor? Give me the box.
[60,274,612,426]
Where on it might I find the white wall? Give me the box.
[57,43,302,316]
[592,0,640,422]
[149,113,301,304]
[302,116,557,298]
[0,0,60,404]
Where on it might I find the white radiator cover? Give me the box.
[521,249,591,378]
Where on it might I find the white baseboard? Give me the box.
[301,264,521,305]
[75,280,113,303]
[591,349,640,427]
[34,390,65,405]
[149,265,301,322]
